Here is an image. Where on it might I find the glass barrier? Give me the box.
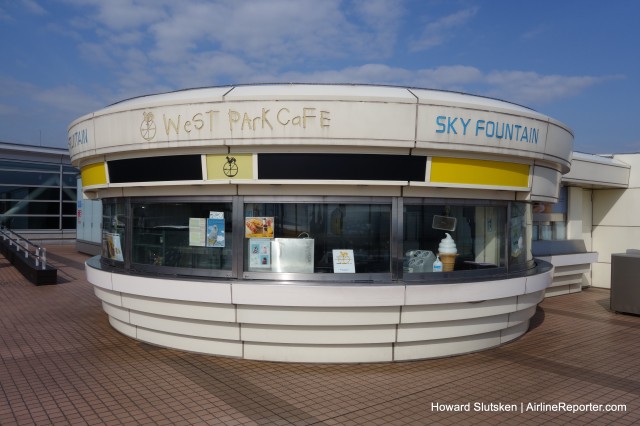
[102,199,127,264]
[130,201,233,275]
[403,203,506,276]
[243,202,391,275]
[98,197,536,281]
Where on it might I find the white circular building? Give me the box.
[69,84,573,363]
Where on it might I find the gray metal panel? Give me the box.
[611,253,640,315]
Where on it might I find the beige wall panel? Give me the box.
[130,311,240,340]
[226,84,416,103]
[394,330,502,361]
[102,301,130,323]
[613,154,640,187]
[241,324,396,345]
[122,294,236,322]
[109,317,137,339]
[564,158,629,187]
[136,328,242,358]
[400,297,518,323]
[516,290,545,310]
[243,342,393,363]
[543,124,574,167]
[524,268,553,293]
[500,321,529,344]
[593,188,640,226]
[530,166,561,202]
[405,277,526,305]
[237,305,400,326]
[592,226,640,262]
[592,263,612,288]
[507,305,536,327]
[397,314,509,342]
[582,189,593,251]
[232,283,405,307]
[111,274,232,304]
[86,264,112,290]
[94,286,122,306]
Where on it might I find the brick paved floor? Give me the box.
[1,245,640,425]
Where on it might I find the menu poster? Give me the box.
[332,249,355,273]
[206,217,225,247]
[106,233,124,261]
[189,218,206,247]
[249,238,271,268]
[245,217,274,238]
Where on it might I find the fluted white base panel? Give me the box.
[88,263,551,363]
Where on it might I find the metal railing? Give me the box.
[0,226,48,269]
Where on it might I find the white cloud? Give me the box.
[33,85,103,113]
[483,71,619,105]
[409,7,478,51]
[21,0,47,15]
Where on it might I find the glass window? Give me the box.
[0,170,60,186]
[0,216,61,230]
[0,201,60,215]
[62,187,77,201]
[0,186,61,201]
[0,160,60,172]
[62,201,76,215]
[62,216,76,230]
[403,203,506,275]
[243,202,391,275]
[62,173,78,187]
[102,199,127,264]
[532,186,567,241]
[508,202,532,271]
[131,201,233,274]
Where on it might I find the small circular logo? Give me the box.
[140,111,156,141]
[223,156,239,177]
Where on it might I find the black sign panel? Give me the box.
[258,153,426,181]
[108,155,202,183]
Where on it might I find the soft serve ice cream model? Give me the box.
[436,233,458,272]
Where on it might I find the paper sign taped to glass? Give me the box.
[332,249,356,273]
[271,238,314,273]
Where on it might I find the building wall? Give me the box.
[0,142,78,243]
[592,154,640,288]
[565,186,594,287]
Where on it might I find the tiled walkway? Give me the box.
[1,245,640,425]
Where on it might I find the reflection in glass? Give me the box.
[131,202,233,272]
[403,204,506,274]
[244,203,391,274]
[102,199,127,263]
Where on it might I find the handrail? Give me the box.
[0,226,48,269]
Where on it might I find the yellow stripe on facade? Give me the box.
[80,162,107,186]
[430,157,530,188]
[206,154,254,180]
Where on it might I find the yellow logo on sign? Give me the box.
[206,154,253,180]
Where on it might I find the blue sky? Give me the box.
[0,0,638,154]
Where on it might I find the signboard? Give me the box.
[333,249,355,273]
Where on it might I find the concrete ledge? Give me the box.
[88,260,550,363]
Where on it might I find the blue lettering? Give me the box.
[436,116,446,133]
[530,128,538,144]
[447,117,458,134]
[521,127,528,142]
[495,122,504,139]
[514,125,522,140]
[486,121,495,137]
[475,120,485,136]
[460,118,470,135]
[505,123,513,140]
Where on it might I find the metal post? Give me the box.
[35,247,40,267]
[41,248,47,270]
